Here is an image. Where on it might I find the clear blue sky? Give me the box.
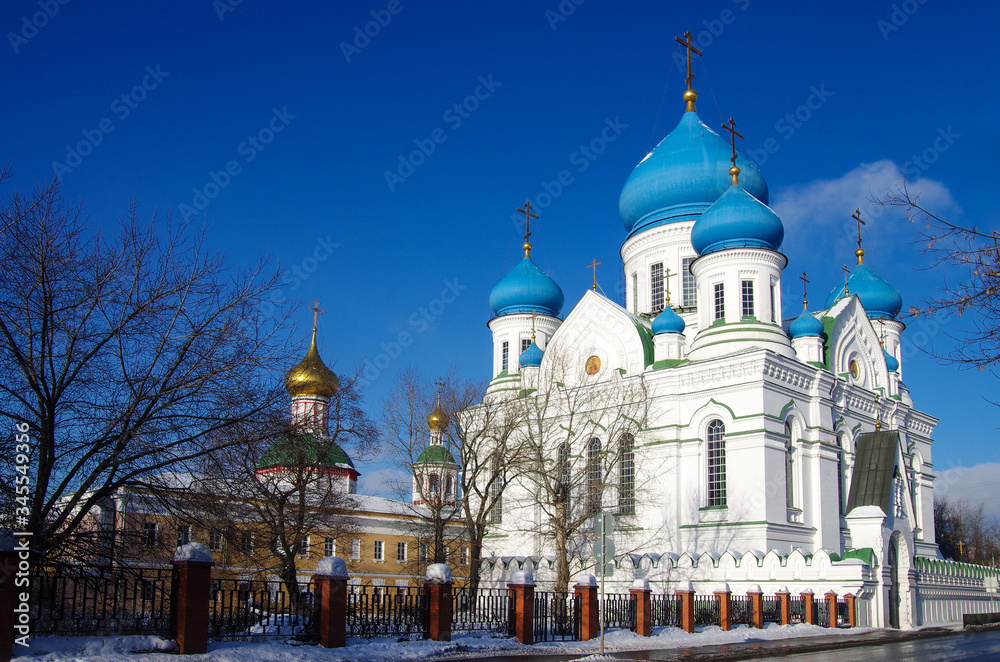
[3,0,999,496]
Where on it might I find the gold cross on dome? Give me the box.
[308,299,325,329]
[721,117,744,184]
[661,267,675,306]
[675,30,703,92]
[516,201,539,258]
[531,309,536,342]
[841,264,851,297]
[852,207,867,264]
[799,271,810,310]
[586,259,602,291]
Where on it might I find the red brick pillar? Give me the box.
[676,581,695,633]
[424,564,454,642]
[800,589,816,625]
[1,541,19,662]
[776,588,790,626]
[747,584,763,629]
[630,578,652,637]
[825,591,838,629]
[508,570,535,645]
[844,593,857,628]
[314,556,349,648]
[714,583,732,631]
[574,574,599,641]
[170,543,214,655]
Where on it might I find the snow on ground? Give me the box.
[14,624,880,661]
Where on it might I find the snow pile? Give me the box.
[315,556,348,578]
[575,573,598,587]
[425,563,452,583]
[248,614,308,637]
[19,635,176,659]
[172,542,213,563]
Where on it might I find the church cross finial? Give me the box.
[531,308,536,342]
[586,259,602,291]
[958,540,966,556]
[516,201,539,258]
[661,267,674,307]
[308,299,325,330]
[799,271,810,310]
[874,391,882,431]
[434,377,445,404]
[721,116,744,185]
[675,30,702,112]
[841,264,851,297]
[852,207,867,264]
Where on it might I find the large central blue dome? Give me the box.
[619,111,768,238]
[489,256,564,317]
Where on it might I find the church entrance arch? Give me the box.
[887,534,900,629]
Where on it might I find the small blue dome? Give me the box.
[884,348,899,373]
[519,340,543,368]
[489,256,564,317]
[789,310,824,339]
[691,184,784,256]
[824,263,902,319]
[651,306,685,335]
[619,112,768,238]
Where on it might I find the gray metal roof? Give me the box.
[846,430,899,514]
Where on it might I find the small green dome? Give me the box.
[257,434,355,472]
[417,445,456,465]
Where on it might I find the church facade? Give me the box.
[473,51,996,629]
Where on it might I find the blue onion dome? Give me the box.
[884,348,899,373]
[691,184,784,256]
[823,263,902,319]
[519,340,544,367]
[789,310,824,339]
[619,112,768,238]
[651,306,685,335]
[489,256,564,317]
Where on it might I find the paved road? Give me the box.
[752,629,1000,661]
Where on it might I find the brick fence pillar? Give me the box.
[714,583,732,631]
[747,584,763,629]
[801,589,816,625]
[844,593,857,628]
[630,578,652,637]
[424,564,453,642]
[676,581,695,633]
[1,534,19,662]
[776,588,790,626]
[507,570,535,645]
[314,556,349,648]
[825,591,838,629]
[170,543,214,655]
[574,573,599,641]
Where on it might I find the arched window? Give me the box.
[707,420,726,507]
[618,434,635,515]
[556,442,571,511]
[587,438,602,513]
[785,421,795,510]
[838,433,849,516]
[429,474,439,495]
[489,456,503,524]
[445,474,453,497]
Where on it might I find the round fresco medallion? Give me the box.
[585,355,601,376]
[849,359,859,380]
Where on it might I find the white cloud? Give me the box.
[771,160,960,256]
[935,462,1000,522]
[356,465,412,499]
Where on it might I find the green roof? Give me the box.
[417,444,456,465]
[257,434,355,471]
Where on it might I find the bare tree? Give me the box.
[876,184,1000,375]
[0,176,295,561]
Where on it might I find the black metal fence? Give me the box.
[762,595,779,623]
[452,587,510,636]
[29,565,172,638]
[602,593,636,631]
[693,595,719,626]
[650,593,680,627]
[208,575,313,641]
[533,591,580,642]
[789,596,805,624]
[731,595,754,626]
[346,584,425,639]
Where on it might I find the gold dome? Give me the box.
[284,328,338,398]
[426,395,450,431]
